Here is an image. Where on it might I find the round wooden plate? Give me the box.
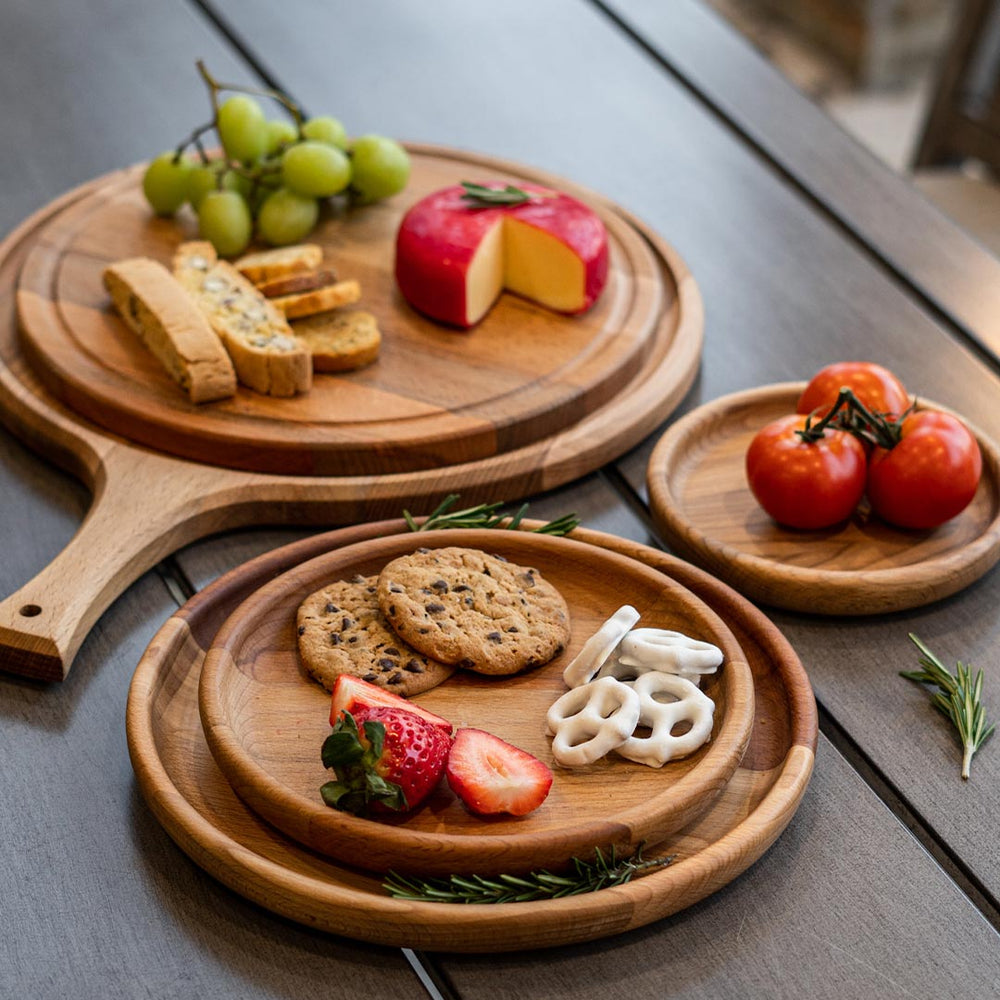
[198,528,755,877]
[647,383,1000,615]
[0,153,703,682]
[126,520,817,952]
[16,144,696,476]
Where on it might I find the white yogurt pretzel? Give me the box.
[546,676,641,767]
[596,654,701,688]
[562,605,641,688]
[615,672,715,768]
[617,628,723,676]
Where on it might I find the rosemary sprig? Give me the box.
[460,181,538,207]
[403,493,579,536]
[383,845,674,903]
[900,633,995,779]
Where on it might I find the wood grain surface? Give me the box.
[198,528,755,876]
[17,145,690,476]
[127,518,815,951]
[646,382,1000,614]
[0,153,703,682]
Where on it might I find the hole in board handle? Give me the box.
[19,604,42,617]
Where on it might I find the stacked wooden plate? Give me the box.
[126,520,818,952]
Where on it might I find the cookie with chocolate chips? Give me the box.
[296,575,455,695]
[376,546,571,676]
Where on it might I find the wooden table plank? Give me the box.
[602,0,1000,366]
[432,735,1000,999]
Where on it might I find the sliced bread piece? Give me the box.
[103,257,237,403]
[293,310,382,372]
[271,278,362,319]
[173,241,312,398]
[234,244,323,283]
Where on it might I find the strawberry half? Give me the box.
[329,674,453,734]
[321,707,451,816]
[446,728,553,817]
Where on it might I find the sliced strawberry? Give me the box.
[329,675,453,734]
[446,729,553,817]
[321,707,451,816]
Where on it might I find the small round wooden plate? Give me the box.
[198,528,755,877]
[16,144,701,476]
[647,383,1000,615]
[126,520,817,952]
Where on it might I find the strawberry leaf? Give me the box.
[320,710,407,816]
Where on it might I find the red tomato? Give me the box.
[746,415,867,529]
[867,410,982,529]
[797,362,910,418]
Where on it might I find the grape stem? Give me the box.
[173,120,217,164]
[195,59,303,133]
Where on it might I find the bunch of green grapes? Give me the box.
[142,65,410,257]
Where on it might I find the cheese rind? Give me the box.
[394,183,608,329]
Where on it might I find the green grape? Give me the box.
[198,189,252,256]
[186,162,249,209]
[256,187,319,246]
[143,152,193,215]
[301,115,348,149]
[281,140,351,198]
[217,94,268,163]
[349,135,410,203]
[265,118,298,156]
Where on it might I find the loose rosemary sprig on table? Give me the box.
[403,494,580,536]
[383,846,674,904]
[900,633,995,780]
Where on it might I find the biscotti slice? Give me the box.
[293,311,382,372]
[234,244,323,283]
[103,257,237,403]
[271,278,362,320]
[173,242,312,398]
[255,267,338,299]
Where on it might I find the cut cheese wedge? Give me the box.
[394,182,608,329]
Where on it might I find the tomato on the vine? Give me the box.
[866,410,982,529]
[797,362,910,418]
[746,415,868,529]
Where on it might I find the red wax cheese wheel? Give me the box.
[394,182,609,328]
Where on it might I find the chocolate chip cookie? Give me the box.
[297,575,454,695]
[376,547,570,676]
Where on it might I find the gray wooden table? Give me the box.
[2,1,999,997]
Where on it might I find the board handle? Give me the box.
[0,445,243,681]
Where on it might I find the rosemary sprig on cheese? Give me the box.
[459,181,539,207]
[403,493,579,536]
[900,633,995,779]
[383,845,673,903]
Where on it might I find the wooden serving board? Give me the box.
[0,149,703,682]
[646,383,1000,615]
[126,520,817,952]
[17,145,685,476]
[198,529,755,877]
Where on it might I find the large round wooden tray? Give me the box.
[126,519,817,953]
[0,148,702,682]
[17,144,692,476]
[646,383,1000,615]
[198,528,755,877]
